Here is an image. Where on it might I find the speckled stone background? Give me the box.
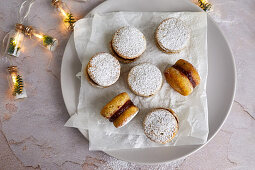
[0,0,254,169]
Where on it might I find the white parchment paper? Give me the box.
[65,12,208,151]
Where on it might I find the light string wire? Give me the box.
[18,0,36,24]
[1,0,87,59]
[1,0,87,98]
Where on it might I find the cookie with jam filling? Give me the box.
[164,59,200,96]
[100,92,139,128]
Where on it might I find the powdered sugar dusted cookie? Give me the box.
[128,63,163,97]
[143,108,179,144]
[155,18,190,53]
[111,26,146,63]
[86,52,120,88]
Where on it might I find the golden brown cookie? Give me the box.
[164,59,200,96]
[111,26,146,63]
[101,92,139,128]
[143,108,179,144]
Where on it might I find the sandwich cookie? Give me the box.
[85,52,121,88]
[164,59,200,96]
[111,26,146,63]
[143,108,179,144]
[128,63,163,97]
[101,92,139,128]
[155,18,190,53]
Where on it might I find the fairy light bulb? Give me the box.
[11,72,17,84]
[5,24,25,57]
[23,25,58,51]
[52,0,76,31]
[7,66,27,99]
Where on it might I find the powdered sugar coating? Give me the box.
[128,63,162,97]
[112,26,146,59]
[87,53,120,87]
[143,109,178,144]
[156,18,190,52]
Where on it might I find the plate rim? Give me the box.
[60,0,236,164]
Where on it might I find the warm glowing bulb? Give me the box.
[59,7,67,18]
[11,74,17,83]
[33,33,44,39]
[13,32,21,44]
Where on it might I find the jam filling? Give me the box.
[109,100,134,122]
[173,65,197,88]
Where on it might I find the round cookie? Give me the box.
[143,108,179,144]
[111,26,146,62]
[101,92,139,128]
[155,18,190,53]
[85,52,120,88]
[164,59,200,96]
[109,41,137,64]
[128,63,163,97]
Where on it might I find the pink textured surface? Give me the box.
[0,0,254,169]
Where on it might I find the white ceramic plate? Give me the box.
[61,0,236,164]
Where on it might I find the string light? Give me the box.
[51,0,76,31]
[2,0,84,100]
